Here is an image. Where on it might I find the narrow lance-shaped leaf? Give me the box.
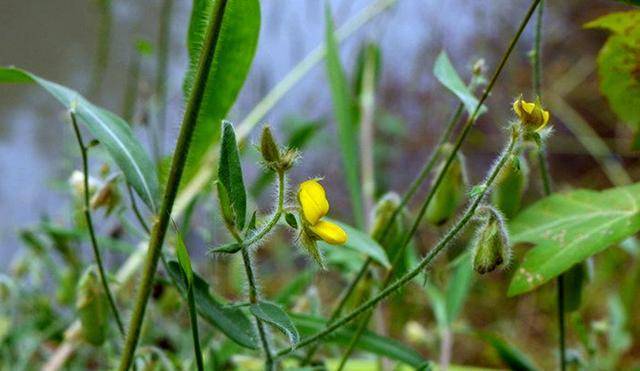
[250,301,299,346]
[324,5,365,229]
[508,183,640,296]
[218,121,247,229]
[0,67,159,210]
[433,51,486,116]
[167,261,258,349]
[181,0,261,188]
[174,228,194,286]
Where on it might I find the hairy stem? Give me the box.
[276,131,518,359]
[118,1,230,369]
[70,112,125,336]
[187,277,204,371]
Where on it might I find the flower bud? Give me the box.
[426,144,467,226]
[90,176,120,214]
[260,125,281,166]
[370,192,402,242]
[76,265,109,345]
[491,155,529,218]
[69,170,99,199]
[472,211,510,274]
[512,97,550,133]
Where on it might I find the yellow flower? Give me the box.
[512,97,550,132]
[298,179,347,245]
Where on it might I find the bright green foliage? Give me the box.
[250,301,299,346]
[445,253,474,323]
[0,67,159,211]
[167,261,258,349]
[508,183,640,296]
[434,51,486,115]
[491,155,529,219]
[290,313,430,368]
[318,219,390,268]
[324,4,364,229]
[218,121,247,229]
[181,0,260,188]
[585,11,640,147]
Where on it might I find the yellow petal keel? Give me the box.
[310,220,347,245]
[298,179,329,225]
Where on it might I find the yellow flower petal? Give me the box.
[298,179,329,225]
[309,220,347,245]
[522,101,536,114]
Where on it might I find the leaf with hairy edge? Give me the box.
[508,183,640,296]
[167,261,258,349]
[218,121,247,229]
[325,5,364,229]
[585,11,640,147]
[318,219,390,268]
[0,67,159,210]
[433,51,486,116]
[250,301,299,346]
[290,313,430,368]
[181,0,260,189]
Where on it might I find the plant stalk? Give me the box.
[70,112,125,336]
[187,279,204,371]
[118,1,229,369]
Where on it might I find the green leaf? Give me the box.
[585,11,640,146]
[445,252,474,324]
[324,5,364,229]
[284,213,298,229]
[181,0,260,189]
[250,301,299,346]
[478,332,539,371]
[318,219,390,268]
[175,231,193,286]
[290,313,429,368]
[218,121,247,229]
[167,261,258,349]
[563,262,588,313]
[508,183,640,296]
[433,51,485,116]
[0,67,159,210]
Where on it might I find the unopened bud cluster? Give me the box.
[260,125,298,173]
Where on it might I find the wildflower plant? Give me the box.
[1,0,639,370]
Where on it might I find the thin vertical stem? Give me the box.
[88,0,112,100]
[122,49,141,124]
[69,112,125,336]
[532,1,564,369]
[118,1,230,369]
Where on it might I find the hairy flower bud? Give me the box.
[260,125,281,165]
[513,97,550,133]
[76,265,109,345]
[426,144,467,226]
[472,210,511,274]
[491,155,529,218]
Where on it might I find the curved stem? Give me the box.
[276,131,518,359]
[244,171,285,246]
[127,184,151,235]
[70,112,125,336]
[118,1,230,369]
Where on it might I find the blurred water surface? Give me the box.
[0,0,618,264]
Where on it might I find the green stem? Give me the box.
[532,1,565,369]
[122,48,141,124]
[118,1,230,369]
[88,0,112,100]
[70,112,125,337]
[229,171,285,371]
[276,130,518,359]
[187,280,204,371]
